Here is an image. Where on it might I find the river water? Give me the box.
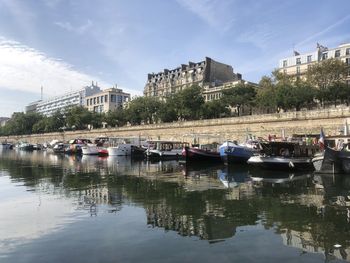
[0,150,350,262]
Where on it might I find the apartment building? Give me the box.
[279,43,350,83]
[144,57,242,99]
[85,86,130,113]
[33,82,101,116]
[202,79,257,102]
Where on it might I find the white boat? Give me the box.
[82,144,99,155]
[107,137,147,156]
[145,140,189,159]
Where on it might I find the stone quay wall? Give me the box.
[2,107,350,145]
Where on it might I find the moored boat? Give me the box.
[65,139,92,155]
[107,137,147,156]
[247,141,318,171]
[0,142,13,150]
[82,144,99,155]
[312,146,350,174]
[18,142,34,151]
[145,140,189,159]
[183,146,221,163]
[219,140,259,164]
[98,148,109,156]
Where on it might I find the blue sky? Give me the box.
[0,0,349,117]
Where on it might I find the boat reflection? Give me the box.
[217,164,251,188]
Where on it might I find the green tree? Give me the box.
[64,106,92,130]
[104,110,126,127]
[256,76,277,112]
[200,99,230,119]
[171,85,205,120]
[221,83,257,116]
[125,97,161,125]
[306,58,349,106]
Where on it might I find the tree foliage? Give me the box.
[1,61,350,137]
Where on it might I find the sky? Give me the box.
[0,0,349,117]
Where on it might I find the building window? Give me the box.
[322,52,328,60]
[335,50,340,58]
[111,94,116,102]
[97,97,100,104]
[296,58,301,65]
[283,69,287,74]
[296,66,300,74]
[346,58,350,65]
[283,60,287,67]
[101,96,104,103]
[307,65,312,70]
[94,98,96,105]
[307,55,312,63]
[86,100,89,106]
[346,48,350,55]
[105,95,108,102]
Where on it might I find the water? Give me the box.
[0,150,350,262]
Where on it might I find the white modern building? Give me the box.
[35,82,101,116]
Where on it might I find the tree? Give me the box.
[200,99,230,119]
[171,85,205,120]
[221,83,257,116]
[125,97,161,125]
[64,106,93,130]
[306,58,349,106]
[256,76,277,112]
[104,110,126,127]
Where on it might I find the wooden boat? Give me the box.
[145,140,189,159]
[247,141,318,171]
[182,146,221,163]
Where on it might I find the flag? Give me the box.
[319,128,325,150]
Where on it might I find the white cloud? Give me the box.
[55,19,93,34]
[0,37,139,99]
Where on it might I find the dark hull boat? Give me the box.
[247,141,318,171]
[183,147,221,163]
[248,156,314,171]
[219,141,258,165]
[312,147,350,174]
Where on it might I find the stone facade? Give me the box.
[3,107,350,145]
[202,79,257,102]
[144,57,241,99]
[85,86,130,113]
[279,43,350,84]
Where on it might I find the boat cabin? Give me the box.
[148,140,189,151]
[259,141,319,157]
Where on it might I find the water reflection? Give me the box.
[1,150,350,262]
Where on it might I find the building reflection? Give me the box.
[1,150,350,260]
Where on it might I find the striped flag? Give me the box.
[319,128,325,150]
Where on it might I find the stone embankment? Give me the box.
[2,107,350,144]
